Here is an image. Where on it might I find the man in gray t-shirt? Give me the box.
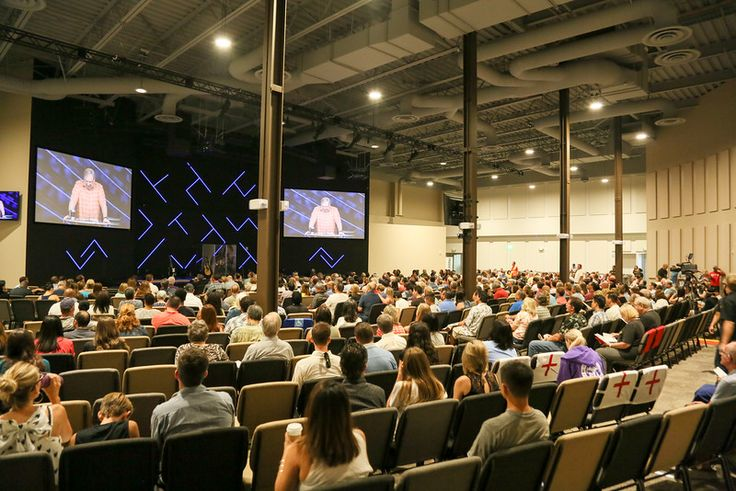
[468,361,549,462]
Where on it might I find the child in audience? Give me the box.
[70,392,140,445]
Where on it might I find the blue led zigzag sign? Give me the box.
[308,247,345,269]
[65,239,109,270]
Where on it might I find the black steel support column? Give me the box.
[613,116,624,284]
[462,31,478,300]
[255,0,287,313]
[559,89,570,282]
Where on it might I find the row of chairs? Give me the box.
[0,298,56,327]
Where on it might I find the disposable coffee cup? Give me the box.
[286,423,303,442]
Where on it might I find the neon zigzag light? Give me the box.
[65,239,109,270]
[308,247,345,269]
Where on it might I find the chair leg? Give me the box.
[679,466,692,491]
[635,479,646,491]
[721,455,735,491]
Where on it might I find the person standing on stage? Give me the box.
[308,197,343,236]
[66,168,109,224]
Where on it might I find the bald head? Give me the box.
[262,312,282,338]
[720,342,736,371]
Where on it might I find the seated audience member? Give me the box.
[0,324,6,354]
[454,340,492,400]
[335,300,360,329]
[230,304,265,343]
[308,305,340,340]
[309,283,329,309]
[275,380,372,490]
[58,297,76,331]
[151,296,190,330]
[634,295,662,330]
[605,293,622,321]
[493,282,509,300]
[8,276,33,298]
[35,316,75,356]
[285,291,309,315]
[243,312,294,361]
[183,284,203,310]
[374,314,407,351]
[556,329,605,384]
[151,348,234,447]
[48,289,79,317]
[119,288,143,309]
[153,290,168,308]
[424,294,440,313]
[0,363,72,476]
[414,303,432,324]
[357,282,382,322]
[116,303,148,337]
[113,283,127,298]
[483,321,517,365]
[222,284,240,312]
[450,287,493,342]
[82,318,130,352]
[175,320,228,364]
[406,322,439,364]
[588,295,608,327]
[0,330,50,374]
[510,297,538,346]
[381,305,406,335]
[437,289,456,312]
[528,298,587,356]
[468,361,549,462]
[596,303,645,369]
[424,313,446,347]
[508,291,525,315]
[535,293,552,319]
[173,288,196,317]
[91,291,115,316]
[340,343,387,411]
[63,311,95,339]
[198,304,224,332]
[324,281,349,317]
[387,347,446,412]
[70,392,140,445]
[135,293,158,321]
[292,322,342,388]
[693,342,736,403]
[224,296,255,331]
[354,322,396,372]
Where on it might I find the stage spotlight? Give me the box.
[370,144,380,149]
[135,87,147,94]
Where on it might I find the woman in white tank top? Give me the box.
[275,380,372,491]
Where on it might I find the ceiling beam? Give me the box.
[650,69,736,93]
[0,8,34,63]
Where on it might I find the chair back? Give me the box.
[398,307,416,326]
[0,299,11,327]
[365,369,398,400]
[476,315,495,341]
[129,347,176,367]
[250,418,306,491]
[77,349,129,375]
[287,312,313,319]
[151,333,188,348]
[60,368,120,406]
[449,392,506,457]
[35,299,55,319]
[445,309,462,325]
[282,318,313,329]
[161,427,249,491]
[226,342,252,361]
[209,386,237,406]
[60,400,92,434]
[531,352,564,384]
[319,475,395,491]
[590,370,638,424]
[122,364,177,399]
[203,361,237,388]
[687,394,736,465]
[237,358,289,389]
[529,381,558,416]
[11,299,35,323]
[24,320,42,337]
[328,337,346,356]
[595,414,662,489]
[0,453,55,491]
[521,319,544,348]
[297,376,343,415]
[289,354,311,379]
[124,336,151,351]
[392,399,458,468]
[544,426,614,491]
[41,353,75,374]
[646,404,707,474]
[58,438,158,491]
[71,340,89,359]
[435,345,453,365]
[396,456,481,491]
[429,364,451,388]
[333,302,348,325]
[93,392,166,438]
[627,365,668,416]
[548,377,599,434]
[237,382,299,434]
[156,324,189,335]
[207,332,230,347]
[352,407,399,471]
[477,440,552,491]
[338,325,355,339]
[277,328,303,340]
[491,356,530,387]
[369,303,388,324]
[286,339,309,356]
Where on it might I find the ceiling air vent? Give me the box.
[643,26,692,47]
[655,117,686,127]
[654,49,700,66]
[154,114,184,124]
[392,114,419,124]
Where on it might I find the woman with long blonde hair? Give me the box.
[387,347,446,412]
[85,318,130,352]
[453,340,493,400]
[510,297,538,345]
[115,303,147,337]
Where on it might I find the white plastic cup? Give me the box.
[286,422,303,443]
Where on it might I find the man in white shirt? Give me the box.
[223,284,240,312]
[291,322,342,387]
[48,289,79,316]
[145,274,159,295]
[395,292,410,310]
[243,312,294,361]
[183,284,203,309]
[375,314,407,351]
[323,281,349,317]
[573,264,584,282]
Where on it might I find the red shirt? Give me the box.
[709,271,724,287]
[35,336,75,356]
[494,288,509,300]
[152,309,191,330]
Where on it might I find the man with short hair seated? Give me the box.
[135,293,157,320]
[242,312,294,361]
[64,311,95,339]
[48,288,79,316]
[374,314,407,351]
[183,283,203,310]
[291,322,342,388]
[468,361,549,462]
[224,296,256,332]
[151,348,234,446]
[450,287,493,343]
[229,304,264,343]
[340,342,386,411]
[693,342,736,403]
[119,287,143,309]
[151,296,190,331]
[354,322,396,372]
[59,297,76,331]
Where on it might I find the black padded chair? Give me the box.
[391,399,458,469]
[59,368,120,406]
[447,392,506,457]
[477,440,553,491]
[35,299,54,320]
[333,301,349,325]
[446,309,463,325]
[287,339,310,356]
[430,364,451,389]
[207,332,230,347]
[11,299,35,326]
[352,407,399,471]
[297,376,343,415]
[161,427,249,491]
[203,361,237,388]
[328,337,347,356]
[93,392,166,438]
[156,325,189,335]
[150,334,188,348]
[476,315,495,341]
[318,475,395,491]
[41,353,75,374]
[520,319,545,350]
[128,347,177,367]
[595,413,662,490]
[365,370,398,400]
[0,452,55,491]
[446,363,464,398]
[529,382,558,416]
[368,303,387,324]
[58,438,158,491]
[236,358,289,389]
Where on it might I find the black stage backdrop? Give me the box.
[26,98,368,284]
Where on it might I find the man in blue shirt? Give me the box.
[355,322,397,372]
[357,282,382,322]
[437,289,457,312]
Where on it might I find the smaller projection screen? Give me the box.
[35,147,132,229]
[283,189,365,239]
[0,191,20,220]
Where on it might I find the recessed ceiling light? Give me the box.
[589,100,604,111]
[135,87,147,94]
[426,181,434,187]
[368,90,382,101]
[570,165,579,172]
[370,144,380,149]
[491,174,499,180]
[439,161,447,166]
[601,178,609,184]
[635,131,648,141]
[214,36,232,49]
[528,184,536,189]
[525,148,535,155]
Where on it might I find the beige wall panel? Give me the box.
[570,181,587,216]
[630,176,646,214]
[694,225,706,268]
[648,231,658,271]
[732,147,736,209]
[490,190,508,219]
[705,154,718,212]
[681,161,694,216]
[509,188,526,218]
[706,225,718,269]
[657,230,669,271]
[656,169,669,219]
[589,182,612,215]
[526,187,545,218]
[477,188,492,219]
[669,228,681,266]
[693,159,706,214]
[682,227,694,263]
[732,224,736,272]
[646,171,657,220]
[668,164,681,217]
[718,224,731,272]
[718,150,730,210]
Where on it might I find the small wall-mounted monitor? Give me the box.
[0,191,20,221]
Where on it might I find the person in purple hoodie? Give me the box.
[556,329,606,384]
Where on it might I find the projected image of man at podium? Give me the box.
[65,168,110,225]
[307,197,343,237]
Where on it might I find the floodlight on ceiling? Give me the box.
[589,100,604,111]
[368,90,382,101]
[214,36,233,49]
[524,148,535,156]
